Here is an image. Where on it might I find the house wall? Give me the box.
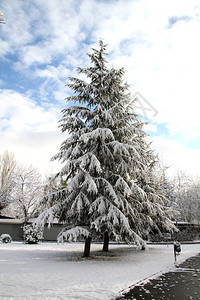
[0,222,23,241]
[43,224,62,241]
[0,220,63,241]
[1,219,200,242]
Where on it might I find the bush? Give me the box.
[1,234,12,243]
[23,224,43,244]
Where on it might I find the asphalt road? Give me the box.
[116,253,200,300]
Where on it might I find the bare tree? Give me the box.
[11,165,43,223]
[0,151,16,214]
[171,171,200,223]
[153,162,175,204]
[177,178,200,223]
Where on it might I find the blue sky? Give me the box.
[0,0,200,177]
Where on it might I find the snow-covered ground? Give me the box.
[0,241,199,300]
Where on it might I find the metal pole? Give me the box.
[174,247,177,263]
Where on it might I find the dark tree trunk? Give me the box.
[102,231,109,252]
[83,236,92,257]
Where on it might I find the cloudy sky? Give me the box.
[0,0,200,178]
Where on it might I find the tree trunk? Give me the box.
[83,236,92,257]
[102,231,109,252]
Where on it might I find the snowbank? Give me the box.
[0,242,199,299]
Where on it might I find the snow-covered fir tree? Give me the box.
[37,40,175,256]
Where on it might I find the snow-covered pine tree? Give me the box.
[37,40,175,256]
[126,138,176,243]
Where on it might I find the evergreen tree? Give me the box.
[37,40,175,256]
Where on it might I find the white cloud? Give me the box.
[14,0,86,68]
[0,1,34,57]
[110,5,200,141]
[0,89,65,176]
[0,90,60,132]
[151,137,200,177]
[0,131,63,178]
[1,0,200,176]
[33,65,71,102]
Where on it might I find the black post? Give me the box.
[174,242,181,264]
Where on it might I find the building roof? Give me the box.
[0,215,15,219]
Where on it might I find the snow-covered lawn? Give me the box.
[0,242,199,300]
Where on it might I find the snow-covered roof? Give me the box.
[0,219,24,224]
[0,218,62,225]
[29,218,61,224]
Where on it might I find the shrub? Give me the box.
[1,234,12,243]
[23,224,43,244]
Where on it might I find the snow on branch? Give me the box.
[88,154,102,174]
[115,207,146,248]
[36,203,61,228]
[80,128,114,143]
[41,188,68,206]
[77,153,101,174]
[108,141,140,161]
[71,145,82,158]
[82,172,98,194]
[57,226,90,243]
[101,110,114,126]
[58,161,73,178]
[115,177,131,197]
[96,177,120,206]
[90,200,146,248]
[90,215,107,232]
[110,141,130,156]
[131,181,147,200]
[67,173,82,192]
[62,106,93,119]
[89,196,106,215]
[71,192,90,213]
[51,146,73,163]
